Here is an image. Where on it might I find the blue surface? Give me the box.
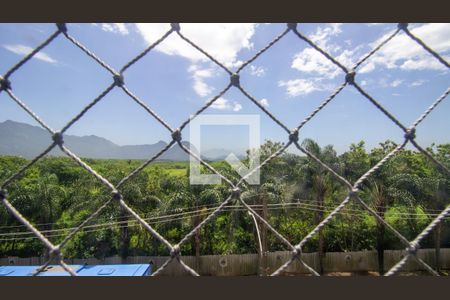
[76,264,150,276]
[0,266,37,276]
[0,264,150,276]
[0,265,83,276]
[38,265,83,276]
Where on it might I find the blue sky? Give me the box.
[0,23,449,155]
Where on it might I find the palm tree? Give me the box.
[364,146,438,274]
[427,144,450,273]
[299,138,341,274]
[10,173,66,259]
[365,180,388,274]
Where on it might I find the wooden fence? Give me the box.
[1,249,449,275]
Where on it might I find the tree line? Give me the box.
[0,139,449,274]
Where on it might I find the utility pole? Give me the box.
[193,197,201,271]
[259,191,268,276]
[249,211,263,275]
[315,188,325,275]
[194,213,201,271]
[435,222,441,273]
[119,206,130,263]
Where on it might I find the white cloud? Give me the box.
[290,24,358,80]
[400,57,447,71]
[409,79,428,87]
[291,47,341,79]
[225,60,245,69]
[233,103,242,112]
[309,23,342,49]
[210,97,242,111]
[282,24,346,98]
[359,62,376,73]
[390,79,404,87]
[93,23,129,35]
[135,23,256,67]
[249,65,266,77]
[3,44,57,64]
[210,97,228,110]
[259,98,269,107]
[335,47,362,68]
[278,78,332,97]
[359,23,450,73]
[136,24,256,98]
[188,64,215,97]
[193,80,213,97]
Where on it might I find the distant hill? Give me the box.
[0,120,194,160]
[201,148,246,161]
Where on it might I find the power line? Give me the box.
[0,199,224,230]
[0,201,442,236]
[0,195,444,231]
[0,201,444,237]
[1,202,447,242]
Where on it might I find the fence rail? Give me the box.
[1,23,449,276]
[2,249,450,276]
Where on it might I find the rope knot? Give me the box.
[289,130,299,143]
[287,23,297,31]
[52,132,64,146]
[50,247,61,257]
[113,74,124,87]
[292,245,302,258]
[170,244,181,258]
[56,23,67,33]
[349,188,359,198]
[0,77,11,91]
[230,187,241,199]
[407,245,417,256]
[404,128,416,141]
[171,129,182,142]
[345,71,356,85]
[171,23,180,32]
[398,23,409,31]
[230,73,240,87]
[112,190,122,201]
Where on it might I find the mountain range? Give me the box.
[0,120,246,161]
[0,120,192,160]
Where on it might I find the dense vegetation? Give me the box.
[0,139,449,273]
